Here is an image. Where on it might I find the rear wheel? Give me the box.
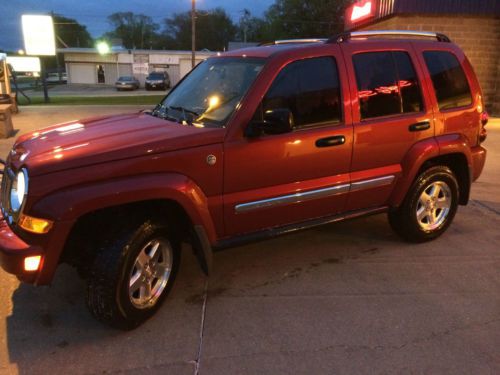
[86,220,180,330]
[388,166,459,242]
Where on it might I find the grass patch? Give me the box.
[18,95,165,106]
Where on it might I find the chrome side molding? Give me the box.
[350,175,395,192]
[235,175,396,214]
[235,183,350,214]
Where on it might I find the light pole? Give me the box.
[191,0,196,68]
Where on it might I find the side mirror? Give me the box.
[246,108,294,137]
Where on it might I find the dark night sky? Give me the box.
[0,0,272,51]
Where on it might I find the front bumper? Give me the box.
[116,84,136,89]
[146,82,165,89]
[0,208,42,283]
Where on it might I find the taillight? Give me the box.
[479,111,488,143]
[481,111,489,126]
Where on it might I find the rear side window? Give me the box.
[263,57,342,127]
[353,51,424,120]
[423,51,472,110]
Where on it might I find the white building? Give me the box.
[60,48,216,87]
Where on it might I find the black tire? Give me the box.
[86,220,180,330]
[388,166,459,243]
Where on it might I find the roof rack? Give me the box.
[327,30,451,43]
[261,38,327,46]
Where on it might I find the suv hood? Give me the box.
[9,112,225,176]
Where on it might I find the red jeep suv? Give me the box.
[0,31,488,329]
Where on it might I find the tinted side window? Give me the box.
[393,52,424,113]
[353,51,424,120]
[423,51,472,110]
[353,52,400,119]
[263,57,341,127]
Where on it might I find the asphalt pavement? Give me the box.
[0,107,499,375]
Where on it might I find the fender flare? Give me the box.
[389,134,472,207]
[31,173,217,284]
[30,172,217,243]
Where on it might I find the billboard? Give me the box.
[22,15,56,56]
[6,56,41,72]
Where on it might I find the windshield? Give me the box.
[156,57,265,127]
[119,77,133,81]
[148,73,164,79]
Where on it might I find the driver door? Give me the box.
[223,54,353,236]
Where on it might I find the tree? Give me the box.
[106,12,160,49]
[237,9,269,43]
[53,14,93,48]
[163,8,237,51]
[263,0,349,40]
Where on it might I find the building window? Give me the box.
[423,51,472,111]
[262,57,342,128]
[353,51,423,120]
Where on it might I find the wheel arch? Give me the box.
[31,173,217,283]
[60,199,191,277]
[389,134,473,207]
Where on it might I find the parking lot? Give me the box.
[23,84,168,97]
[0,106,499,375]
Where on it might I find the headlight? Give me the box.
[10,168,29,212]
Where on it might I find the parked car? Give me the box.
[46,72,68,84]
[145,71,170,90]
[116,76,140,91]
[0,30,488,330]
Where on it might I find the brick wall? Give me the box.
[356,15,500,115]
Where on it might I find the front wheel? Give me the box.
[86,220,180,330]
[388,166,459,243]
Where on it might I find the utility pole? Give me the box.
[191,0,196,68]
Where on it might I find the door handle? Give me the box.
[409,121,431,132]
[315,135,346,148]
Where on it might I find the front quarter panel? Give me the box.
[29,172,218,285]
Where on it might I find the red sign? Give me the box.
[345,0,376,29]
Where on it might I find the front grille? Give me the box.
[0,162,14,220]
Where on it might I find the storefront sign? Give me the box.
[149,55,180,65]
[345,0,377,29]
[132,63,149,75]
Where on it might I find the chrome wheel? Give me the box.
[129,238,173,309]
[416,181,452,231]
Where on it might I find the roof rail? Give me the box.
[327,30,451,43]
[261,38,327,46]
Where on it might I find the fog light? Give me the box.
[24,255,41,272]
[19,214,53,234]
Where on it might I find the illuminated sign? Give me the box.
[6,56,41,72]
[345,0,376,29]
[22,15,56,56]
[351,1,373,22]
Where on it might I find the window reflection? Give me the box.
[353,51,423,120]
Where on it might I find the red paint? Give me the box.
[0,36,487,284]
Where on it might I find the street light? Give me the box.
[191,0,196,68]
[96,41,110,55]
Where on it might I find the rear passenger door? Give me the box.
[341,43,434,211]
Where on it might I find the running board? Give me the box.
[214,206,388,250]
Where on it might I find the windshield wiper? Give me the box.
[168,106,200,125]
[149,104,181,123]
